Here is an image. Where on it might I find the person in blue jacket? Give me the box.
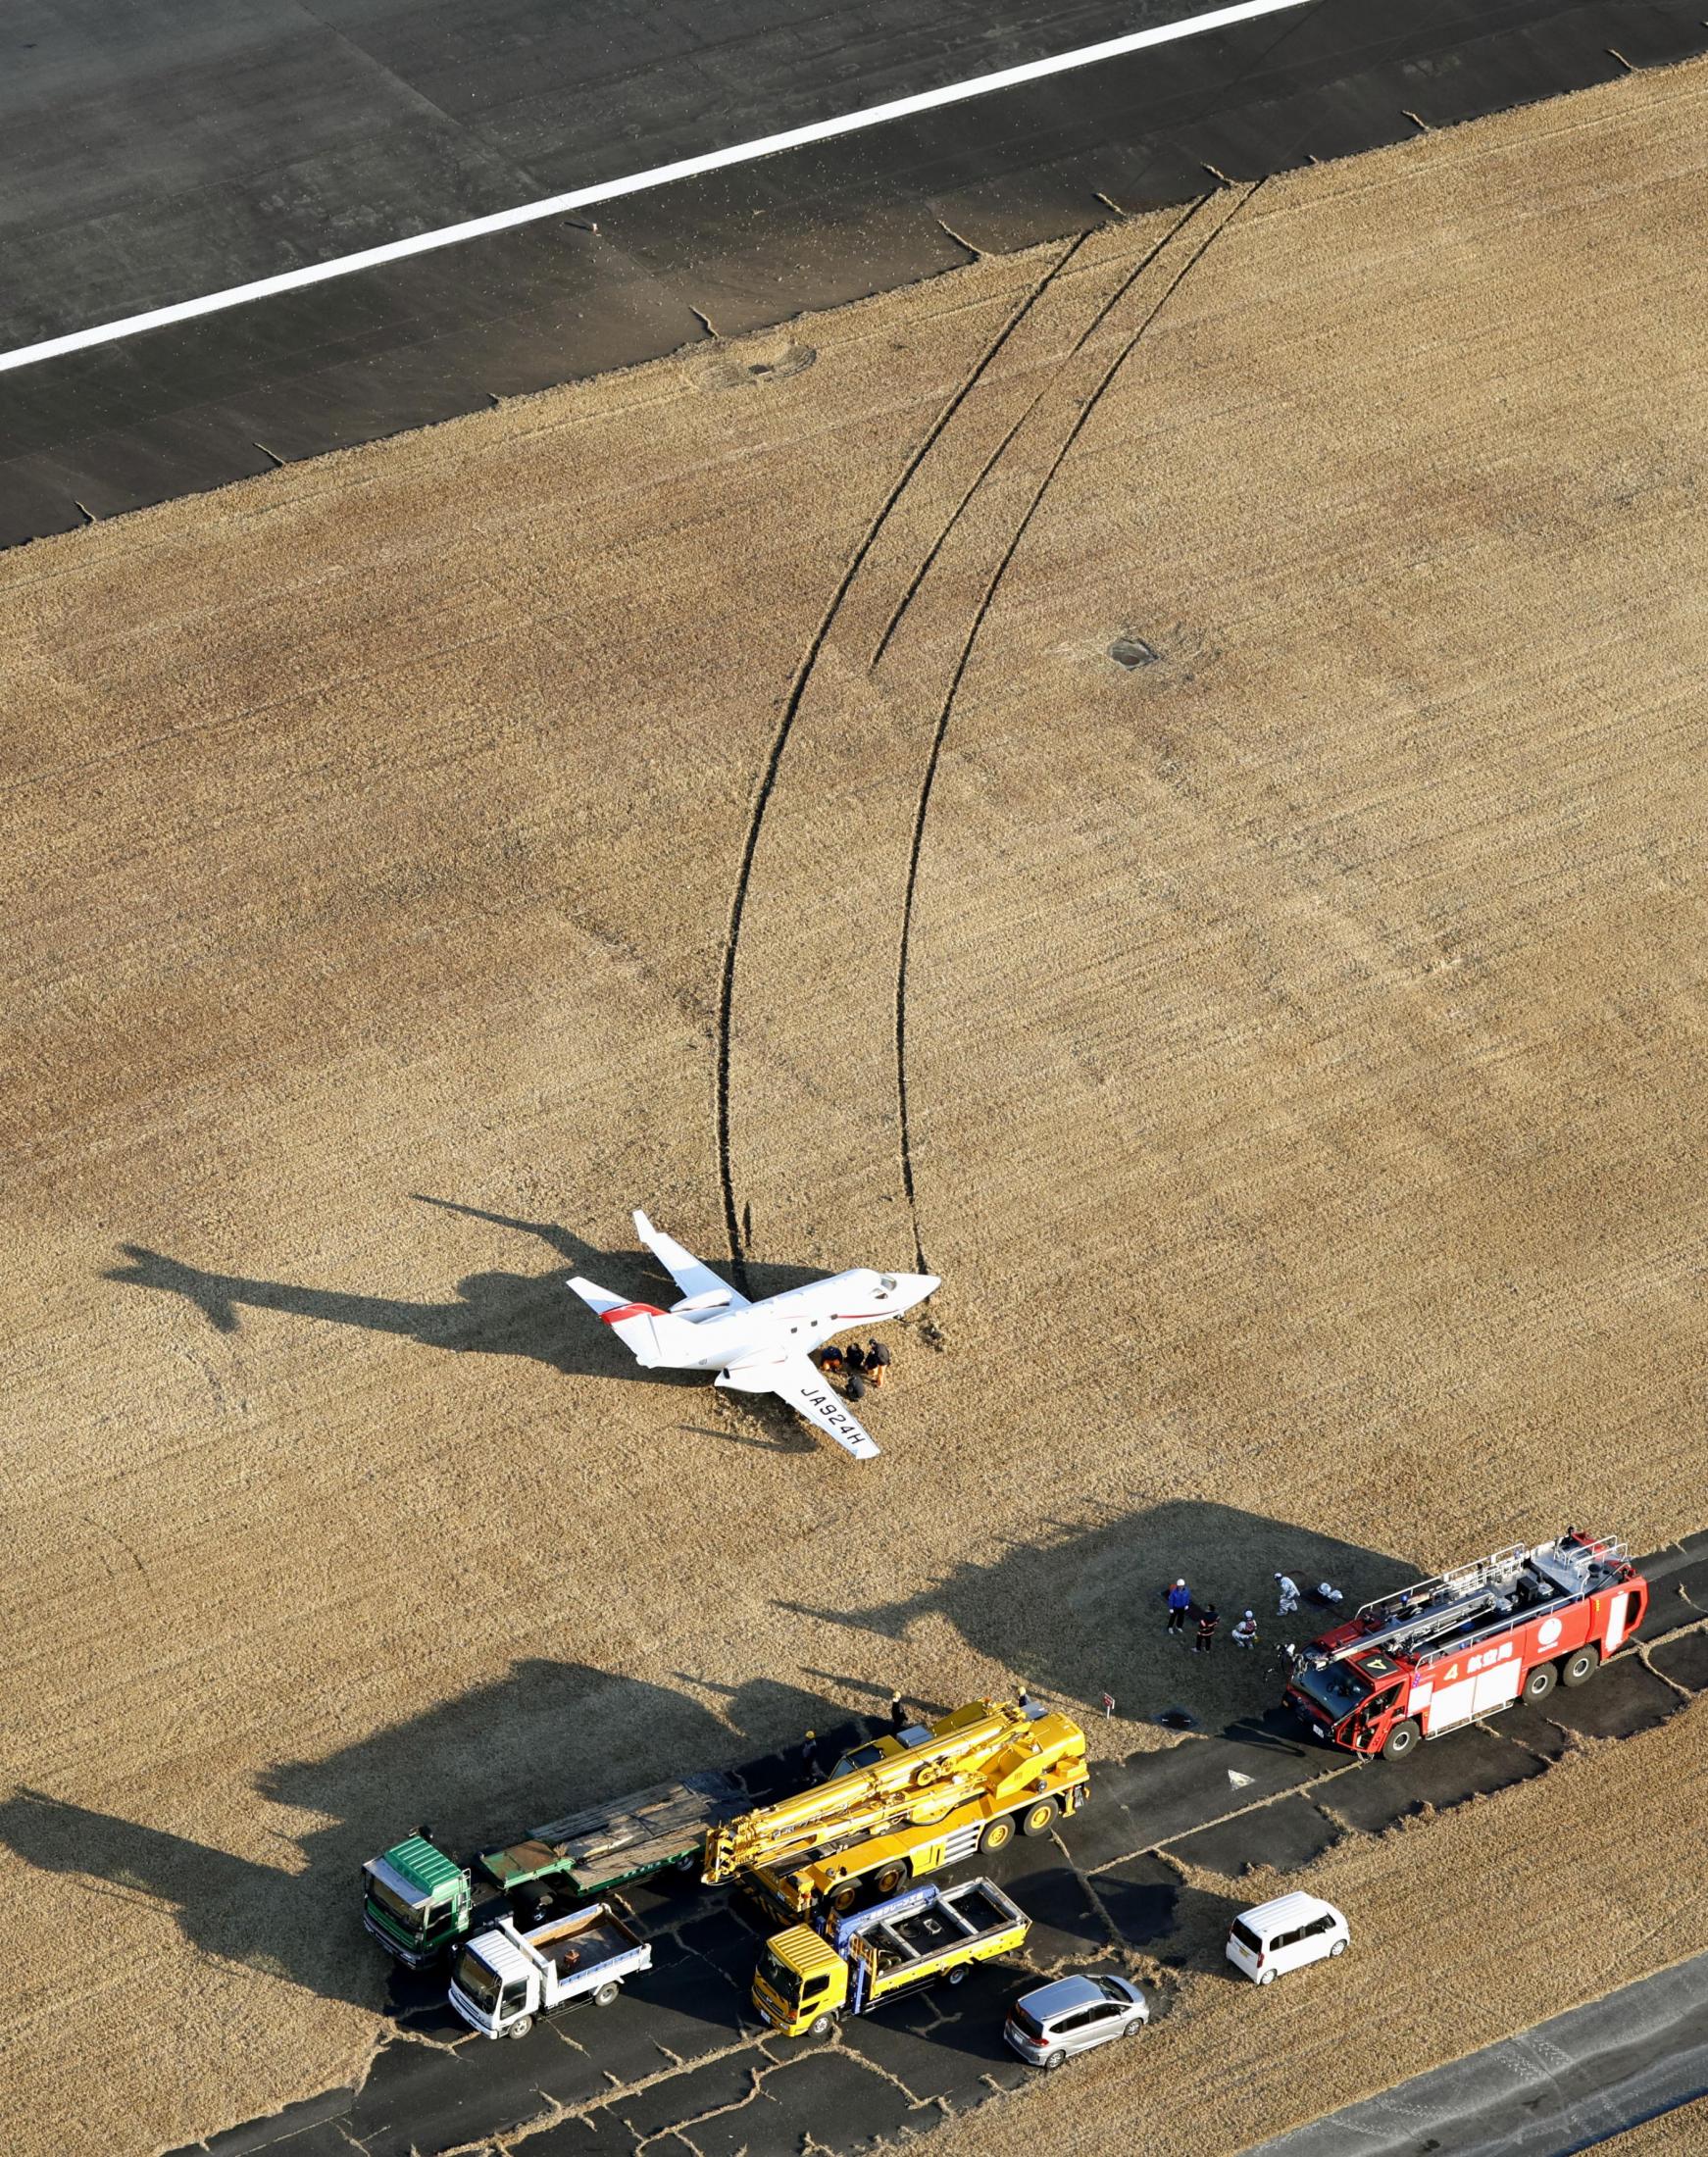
[1166,1579,1192,1637]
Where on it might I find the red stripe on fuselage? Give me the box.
[601,1301,666,1325]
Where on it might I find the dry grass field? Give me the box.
[2,50,1707,2157]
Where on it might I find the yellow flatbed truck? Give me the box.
[705,1698,1089,1919]
[752,1876,1030,2037]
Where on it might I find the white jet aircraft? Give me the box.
[568,1210,938,1461]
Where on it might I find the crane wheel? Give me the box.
[980,1819,1015,1853]
[1380,1718,1420,1762]
[1523,1663,1556,1702]
[1561,1645,1600,1687]
[872,1864,907,1896]
[829,1882,860,1913]
[1020,1800,1056,1837]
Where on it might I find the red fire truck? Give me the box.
[1284,1530,1648,1761]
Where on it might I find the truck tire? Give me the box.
[980,1818,1015,1854]
[1523,1663,1557,1703]
[1020,1799,1056,1837]
[872,1863,907,1897]
[809,2013,834,2037]
[947,1966,967,1985]
[594,1982,620,2007]
[506,2015,534,2039]
[1561,1645,1600,1687]
[1381,1718,1421,1761]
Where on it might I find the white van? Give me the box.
[1226,1892,1349,1984]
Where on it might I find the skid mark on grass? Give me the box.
[868,194,1208,673]
[719,195,1262,1279]
[893,182,1265,1268]
[714,231,1089,1282]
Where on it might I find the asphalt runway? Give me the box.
[164,1532,1708,2157]
[6,0,1708,546]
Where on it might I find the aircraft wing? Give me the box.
[721,1354,879,1461]
[633,1209,750,1313]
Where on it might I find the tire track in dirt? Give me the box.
[719,188,1260,1279]
[713,228,1091,1283]
[893,181,1265,1269]
[867,195,1209,676]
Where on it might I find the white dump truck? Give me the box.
[448,1902,650,2038]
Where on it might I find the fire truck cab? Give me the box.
[1285,1530,1647,1760]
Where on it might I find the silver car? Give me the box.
[1003,1972,1149,2069]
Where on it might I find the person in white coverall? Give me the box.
[1275,1573,1300,1616]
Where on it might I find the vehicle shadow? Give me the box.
[774,1497,1417,1732]
[0,1658,861,2014]
[101,1194,829,1383]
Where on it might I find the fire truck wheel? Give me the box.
[1381,1718,1421,1761]
[980,1819,1016,1853]
[594,1982,620,2007]
[1561,1645,1600,1687]
[505,2015,534,2039]
[1523,1663,1557,1702]
[1020,1800,1056,1837]
[873,1864,907,1896]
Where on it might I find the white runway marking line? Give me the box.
[0,0,1310,376]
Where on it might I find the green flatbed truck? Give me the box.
[362,1770,747,1966]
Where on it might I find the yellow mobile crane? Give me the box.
[703,1699,1090,1919]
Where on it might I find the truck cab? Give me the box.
[361,1835,477,1966]
[1285,1648,1409,1756]
[753,1927,849,2035]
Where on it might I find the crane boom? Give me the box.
[703,1699,1088,1906]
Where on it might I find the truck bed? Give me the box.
[522,1907,639,1978]
[483,1771,747,1891]
[848,1878,1026,1977]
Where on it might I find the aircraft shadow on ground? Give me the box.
[101,1194,829,1383]
[0,1659,866,2012]
[779,1498,1419,1728]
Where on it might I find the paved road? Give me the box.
[164,1531,1708,2157]
[7,0,1708,544]
[1255,1950,1708,2156]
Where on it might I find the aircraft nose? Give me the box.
[904,1273,940,1302]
